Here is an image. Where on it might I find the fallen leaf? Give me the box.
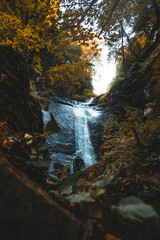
[106,233,121,240]
[2,139,15,150]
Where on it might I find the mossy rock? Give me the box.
[0,45,43,133]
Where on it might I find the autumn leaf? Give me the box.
[105,233,121,240]
[2,139,15,150]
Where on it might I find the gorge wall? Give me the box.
[100,43,160,118]
[0,45,43,133]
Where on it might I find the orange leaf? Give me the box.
[105,233,122,240]
[2,139,15,150]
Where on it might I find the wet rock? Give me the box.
[43,99,75,168]
[73,151,84,172]
[88,110,107,159]
[43,96,106,171]
[49,162,64,177]
[50,96,76,106]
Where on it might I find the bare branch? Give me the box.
[75,0,98,26]
[47,0,98,40]
[150,0,160,35]
[98,0,120,36]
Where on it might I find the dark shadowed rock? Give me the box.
[0,45,43,133]
[88,110,107,159]
[111,196,160,240]
[101,43,160,118]
[0,153,91,240]
[73,151,84,172]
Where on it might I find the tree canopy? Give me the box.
[62,0,160,71]
[0,0,159,99]
[0,0,99,100]
[0,0,61,53]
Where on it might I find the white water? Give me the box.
[73,100,100,168]
[43,96,105,173]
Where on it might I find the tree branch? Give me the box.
[150,0,160,35]
[46,0,98,40]
[98,0,120,36]
[75,0,98,26]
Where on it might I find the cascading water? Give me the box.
[73,102,97,168]
[43,96,106,173]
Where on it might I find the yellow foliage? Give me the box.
[32,54,43,72]
[48,60,92,97]
[83,89,97,101]
[0,1,98,99]
[81,38,101,60]
[0,0,61,52]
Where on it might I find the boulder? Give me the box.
[0,152,91,240]
[111,196,160,240]
[73,151,84,172]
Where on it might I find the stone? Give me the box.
[111,196,160,240]
[44,96,106,171]
[0,152,91,240]
[112,196,159,221]
[0,45,43,133]
[73,151,84,172]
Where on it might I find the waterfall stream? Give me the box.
[43,96,106,172]
[73,101,98,168]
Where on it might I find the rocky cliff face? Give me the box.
[101,44,160,118]
[0,45,43,133]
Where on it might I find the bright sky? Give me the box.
[92,45,116,95]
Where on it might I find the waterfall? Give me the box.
[43,96,105,173]
[73,101,98,168]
